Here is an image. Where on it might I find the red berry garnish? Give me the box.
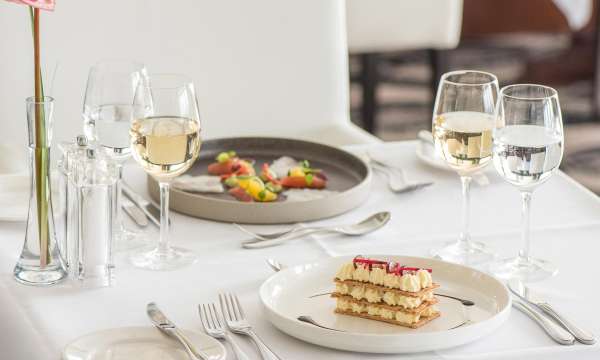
[352,256,388,270]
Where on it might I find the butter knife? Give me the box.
[512,297,575,345]
[509,279,595,344]
[122,198,149,227]
[147,302,209,360]
[122,181,165,227]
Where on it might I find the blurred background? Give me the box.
[346,0,600,192]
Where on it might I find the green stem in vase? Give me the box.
[30,7,50,266]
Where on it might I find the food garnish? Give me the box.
[206,152,328,202]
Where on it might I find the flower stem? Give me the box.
[32,7,49,266]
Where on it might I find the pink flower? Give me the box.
[4,0,54,11]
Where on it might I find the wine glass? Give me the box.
[431,70,499,265]
[129,74,202,270]
[489,84,563,282]
[83,60,148,249]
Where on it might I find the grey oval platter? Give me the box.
[147,137,372,224]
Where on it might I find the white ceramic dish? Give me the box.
[62,326,226,360]
[148,137,372,224]
[260,255,511,354]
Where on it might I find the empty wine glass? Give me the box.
[489,84,563,282]
[83,61,148,249]
[129,74,202,270]
[431,70,499,265]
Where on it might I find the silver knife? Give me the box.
[512,297,575,345]
[122,181,165,227]
[147,302,209,360]
[122,198,149,227]
[509,279,595,344]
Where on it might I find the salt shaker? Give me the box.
[56,135,89,269]
[68,146,119,287]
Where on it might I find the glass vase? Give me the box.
[14,96,67,286]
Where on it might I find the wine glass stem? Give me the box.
[518,190,533,262]
[158,181,171,255]
[459,176,472,246]
[115,164,124,231]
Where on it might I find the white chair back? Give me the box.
[346,0,463,53]
[0,0,377,146]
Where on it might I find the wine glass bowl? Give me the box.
[83,61,148,248]
[129,116,201,180]
[431,70,499,265]
[84,60,148,162]
[129,74,202,271]
[489,84,564,282]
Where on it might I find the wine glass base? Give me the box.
[431,240,495,266]
[130,246,198,271]
[489,256,557,282]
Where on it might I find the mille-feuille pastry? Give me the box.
[332,256,440,328]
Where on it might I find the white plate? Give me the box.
[260,255,511,354]
[415,140,452,172]
[62,326,227,360]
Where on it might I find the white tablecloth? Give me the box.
[1,141,599,360]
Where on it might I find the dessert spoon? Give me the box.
[242,211,391,248]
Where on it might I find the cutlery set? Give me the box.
[360,150,434,193]
[121,180,167,228]
[508,279,595,345]
[134,140,593,351]
[148,294,280,360]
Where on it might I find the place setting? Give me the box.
[2,1,600,359]
[61,66,594,358]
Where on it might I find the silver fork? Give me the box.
[219,293,281,360]
[366,154,433,193]
[198,303,250,360]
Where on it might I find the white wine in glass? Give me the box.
[129,74,202,271]
[430,70,499,265]
[433,111,494,174]
[130,116,201,179]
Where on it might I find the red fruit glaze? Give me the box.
[353,256,432,275]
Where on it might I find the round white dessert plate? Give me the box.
[415,140,451,172]
[62,326,226,360]
[260,255,511,354]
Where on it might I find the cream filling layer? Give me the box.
[336,299,438,324]
[335,262,433,291]
[336,283,434,308]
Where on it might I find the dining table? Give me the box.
[1,140,599,360]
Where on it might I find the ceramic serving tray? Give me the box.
[147,137,371,224]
